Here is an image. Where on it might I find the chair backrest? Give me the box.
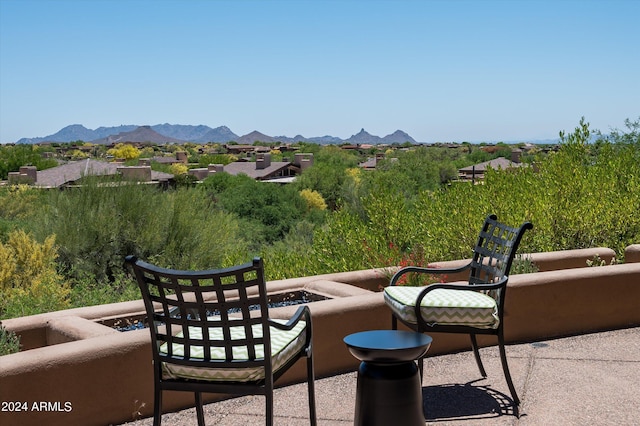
[468,214,533,288]
[125,256,272,373]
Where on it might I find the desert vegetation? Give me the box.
[0,117,638,321]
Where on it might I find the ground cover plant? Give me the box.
[0,323,20,355]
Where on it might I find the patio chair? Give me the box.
[383,214,533,405]
[125,256,317,426]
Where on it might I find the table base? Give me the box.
[354,361,424,426]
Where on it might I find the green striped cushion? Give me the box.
[384,286,499,329]
[159,319,307,382]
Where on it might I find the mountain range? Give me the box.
[15,124,417,145]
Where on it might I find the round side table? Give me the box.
[344,330,433,426]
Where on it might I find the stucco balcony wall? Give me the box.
[505,263,640,341]
[1,247,638,426]
[625,244,640,263]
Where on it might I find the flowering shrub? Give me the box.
[107,143,140,160]
[372,241,448,287]
[0,230,70,319]
[169,163,188,175]
[299,188,327,211]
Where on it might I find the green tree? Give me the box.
[0,144,58,180]
[197,153,237,167]
[294,146,360,209]
[213,175,309,245]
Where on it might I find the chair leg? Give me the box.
[195,392,205,426]
[307,350,317,426]
[470,334,487,377]
[266,383,274,426]
[498,333,520,405]
[153,386,162,426]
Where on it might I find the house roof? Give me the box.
[358,158,378,169]
[224,144,258,153]
[34,159,173,188]
[458,157,524,173]
[221,161,291,180]
[150,156,181,164]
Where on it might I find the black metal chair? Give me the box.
[383,214,532,405]
[125,256,317,426]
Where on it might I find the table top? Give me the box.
[343,330,432,363]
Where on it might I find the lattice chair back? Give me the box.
[468,214,533,302]
[130,257,276,381]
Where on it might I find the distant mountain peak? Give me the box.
[346,128,382,144]
[383,130,416,144]
[91,126,186,144]
[64,124,90,130]
[235,131,278,145]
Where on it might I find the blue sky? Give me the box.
[1,0,638,143]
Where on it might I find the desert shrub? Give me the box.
[480,118,640,256]
[306,119,640,274]
[152,189,249,270]
[305,209,370,274]
[259,221,318,280]
[0,185,45,223]
[172,173,198,187]
[30,180,249,282]
[69,268,141,308]
[0,230,70,319]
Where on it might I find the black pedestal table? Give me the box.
[343,330,433,426]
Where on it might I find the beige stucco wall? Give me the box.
[625,244,640,263]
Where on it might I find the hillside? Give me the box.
[16,124,239,144]
[89,126,187,144]
[15,123,418,145]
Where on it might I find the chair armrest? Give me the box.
[389,262,471,286]
[269,305,311,331]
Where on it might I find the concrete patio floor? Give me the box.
[123,326,640,426]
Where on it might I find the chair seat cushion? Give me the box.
[159,319,307,382]
[384,286,499,329]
